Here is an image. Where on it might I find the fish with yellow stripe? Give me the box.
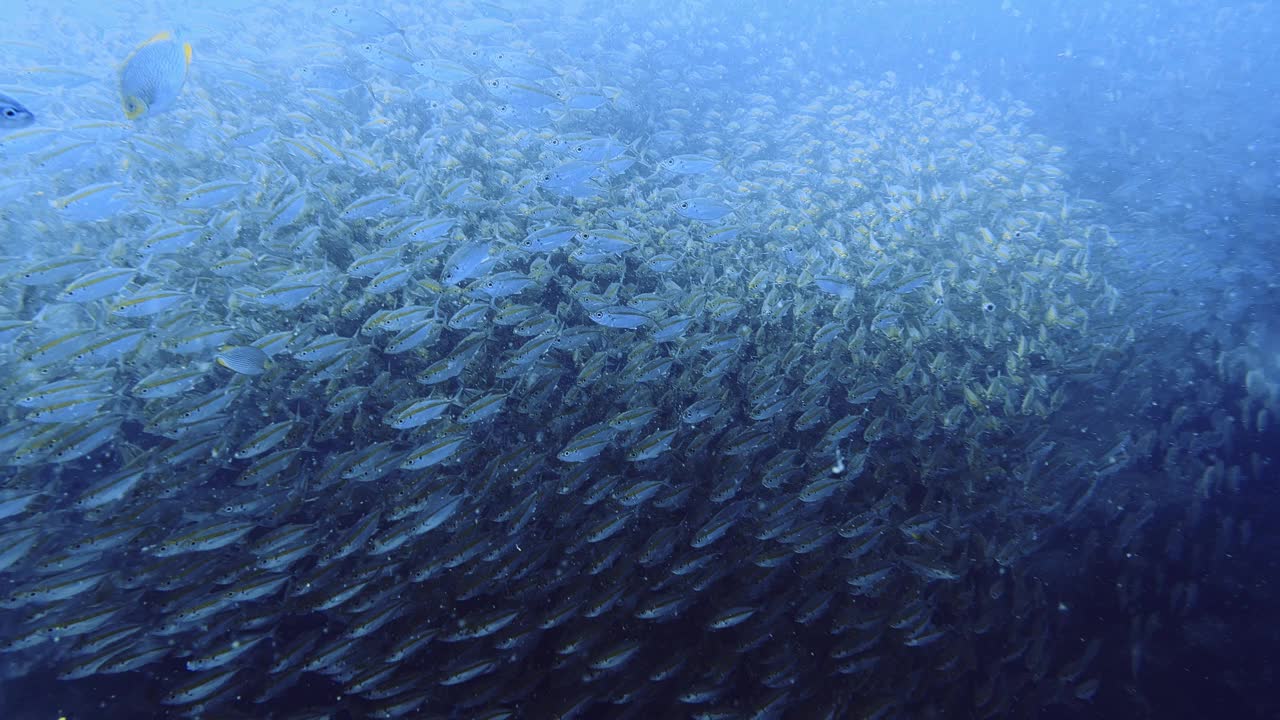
[119,31,192,120]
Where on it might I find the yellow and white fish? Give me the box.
[119,31,191,120]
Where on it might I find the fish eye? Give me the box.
[3,109,14,118]
[1013,230,1022,238]
[574,145,583,153]
[983,302,995,313]
[934,297,944,306]
[680,202,689,208]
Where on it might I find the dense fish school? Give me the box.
[0,1,1273,718]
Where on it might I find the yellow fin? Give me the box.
[122,31,173,66]
[183,42,192,65]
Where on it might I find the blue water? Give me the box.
[0,1,1277,718]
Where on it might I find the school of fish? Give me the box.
[0,1,1273,718]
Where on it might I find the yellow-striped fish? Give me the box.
[119,32,192,120]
